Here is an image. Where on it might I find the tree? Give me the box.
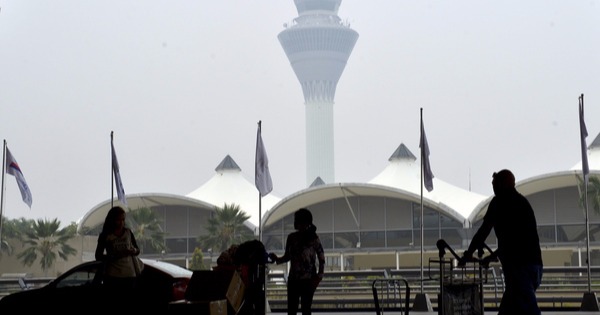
[127,207,166,254]
[197,203,254,253]
[1,217,16,257]
[189,247,206,270]
[575,175,600,241]
[577,175,600,215]
[1,217,39,259]
[0,237,11,257]
[16,218,77,275]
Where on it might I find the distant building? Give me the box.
[263,134,600,270]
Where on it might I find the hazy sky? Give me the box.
[1,1,599,225]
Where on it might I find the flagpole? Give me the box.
[255,120,273,241]
[578,94,599,312]
[255,120,274,315]
[580,94,592,292]
[413,107,434,312]
[111,131,115,208]
[257,121,263,242]
[0,140,7,246]
[585,173,591,291]
[419,108,425,293]
[256,121,263,314]
[258,193,262,242]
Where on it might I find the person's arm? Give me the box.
[465,219,493,257]
[458,207,495,267]
[269,235,292,264]
[463,199,498,259]
[316,239,325,278]
[276,243,291,264]
[95,232,106,261]
[129,230,140,256]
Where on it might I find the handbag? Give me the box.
[132,255,144,276]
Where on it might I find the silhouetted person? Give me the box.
[461,169,543,315]
[234,240,269,315]
[95,206,141,310]
[269,208,325,315]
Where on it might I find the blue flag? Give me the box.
[111,140,127,206]
[420,114,434,192]
[255,121,273,197]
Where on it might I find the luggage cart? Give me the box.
[372,277,410,315]
[429,239,497,315]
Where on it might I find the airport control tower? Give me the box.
[278,0,358,186]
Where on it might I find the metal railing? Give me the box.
[265,266,600,312]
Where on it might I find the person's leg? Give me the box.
[531,264,543,291]
[499,265,541,315]
[287,280,301,315]
[524,265,543,314]
[299,279,317,315]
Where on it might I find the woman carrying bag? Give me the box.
[95,206,143,308]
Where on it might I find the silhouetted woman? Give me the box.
[95,206,141,308]
[269,208,325,315]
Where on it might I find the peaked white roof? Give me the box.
[77,193,215,233]
[186,155,281,228]
[264,143,488,228]
[570,132,600,172]
[80,134,600,233]
[368,143,488,220]
[469,132,600,223]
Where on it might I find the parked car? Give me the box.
[0,259,192,312]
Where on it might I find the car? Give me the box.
[0,258,192,312]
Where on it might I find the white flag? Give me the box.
[579,94,589,183]
[5,147,33,208]
[420,114,434,192]
[255,122,273,197]
[111,140,127,206]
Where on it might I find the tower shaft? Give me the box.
[278,0,358,186]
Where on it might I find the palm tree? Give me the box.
[1,217,40,258]
[126,207,166,254]
[16,218,77,275]
[577,175,600,215]
[1,216,15,257]
[575,175,600,241]
[0,238,11,257]
[197,203,254,253]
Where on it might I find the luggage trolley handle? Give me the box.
[436,239,461,261]
[436,239,497,268]
[457,244,498,270]
[476,244,498,270]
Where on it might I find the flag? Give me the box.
[255,121,273,197]
[111,140,127,206]
[5,147,33,208]
[579,94,589,182]
[420,113,434,192]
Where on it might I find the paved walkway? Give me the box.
[272,312,600,315]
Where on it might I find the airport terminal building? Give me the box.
[76,133,600,271]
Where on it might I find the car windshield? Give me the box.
[55,265,99,289]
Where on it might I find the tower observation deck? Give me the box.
[278,0,358,186]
